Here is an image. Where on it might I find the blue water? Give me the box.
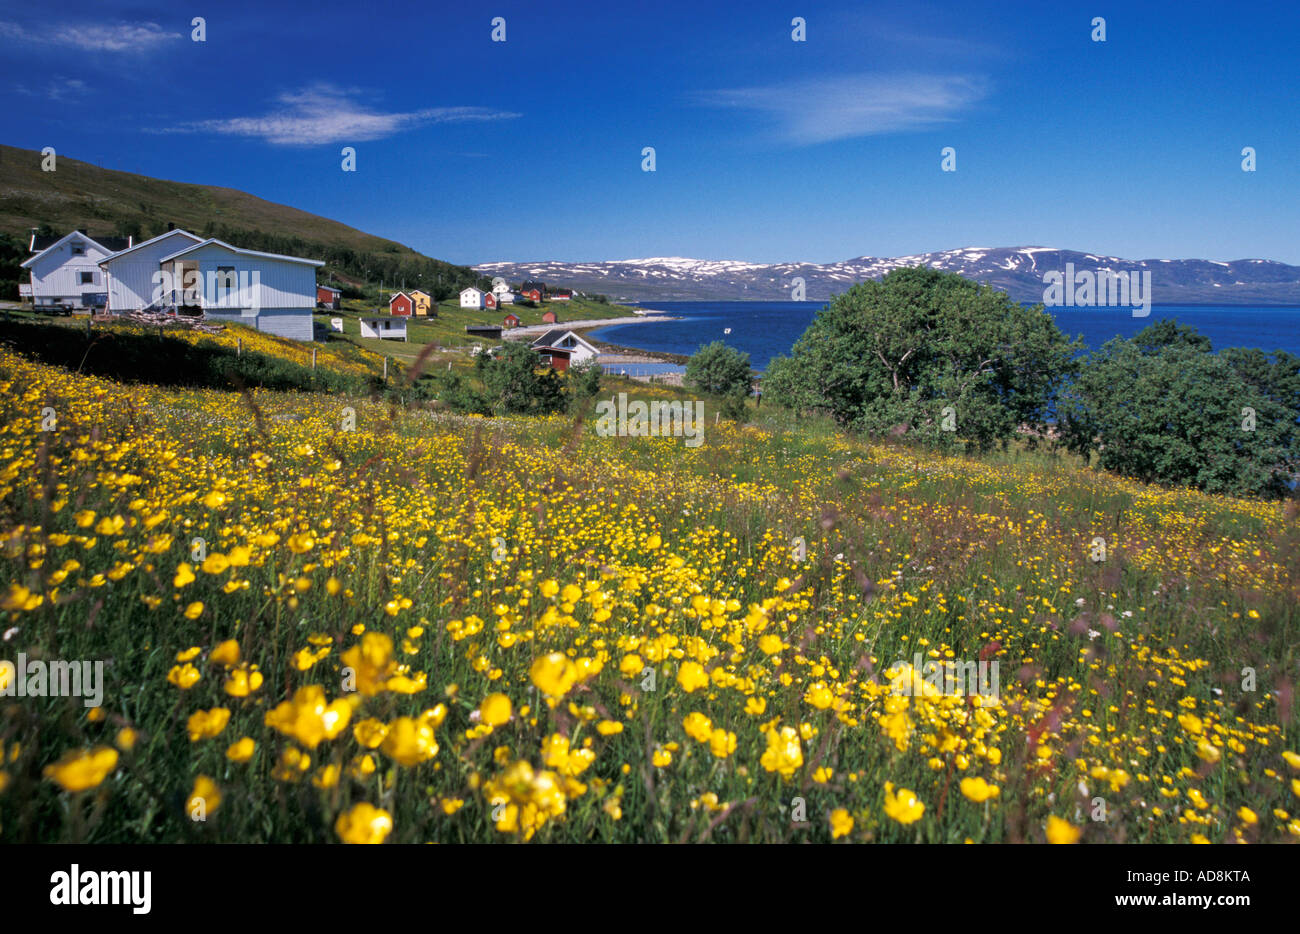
[589,302,1300,371]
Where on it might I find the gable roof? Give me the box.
[389,291,412,303]
[157,237,325,266]
[21,230,127,268]
[460,285,482,295]
[98,228,203,265]
[318,285,342,294]
[409,289,431,298]
[529,329,597,353]
[29,231,133,254]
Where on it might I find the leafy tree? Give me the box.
[685,341,752,397]
[765,267,1080,451]
[568,359,603,400]
[474,341,567,416]
[0,233,27,301]
[1059,325,1298,498]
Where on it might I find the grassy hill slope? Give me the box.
[0,143,480,298]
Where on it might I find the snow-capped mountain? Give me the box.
[475,247,1300,303]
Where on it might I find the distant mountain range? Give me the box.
[476,247,1300,304]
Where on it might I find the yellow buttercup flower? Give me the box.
[830,808,854,839]
[676,661,709,693]
[226,737,255,762]
[479,693,512,727]
[883,782,925,825]
[1045,815,1082,844]
[186,707,231,742]
[167,663,201,690]
[210,639,240,666]
[960,777,1000,803]
[760,726,803,778]
[265,686,351,748]
[186,775,222,817]
[530,652,578,699]
[380,717,439,767]
[683,712,713,743]
[335,802,393,844]
[43,746,119,792]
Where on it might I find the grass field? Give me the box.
[0,323,1297,844]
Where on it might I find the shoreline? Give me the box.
[501,313,679,339]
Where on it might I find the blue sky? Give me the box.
[3,0,1299,266]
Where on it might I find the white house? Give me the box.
[459,286,484,309]
[491,281,515,304]
[100,229,323,341]
[529,329,600,364]
[99,228,204,311]
[20,231,132,310]
[359,316,408,341]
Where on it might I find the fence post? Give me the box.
[383,357,388,380]
[237,337,241,356]
[312,348,317,370]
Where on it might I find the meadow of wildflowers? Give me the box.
[0,333,1296,844]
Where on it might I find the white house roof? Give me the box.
[20,230,116,268]
[157,238,325,266]
[98,228,203,265]
[460,286,482,294]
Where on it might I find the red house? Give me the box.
[388,292,413,316]
[534,346,572,371]
[503,313,521,329]
[550,289,573,302]
[484,292,498,310]
[541,309,558,324]
[317,285,342,309]
[521,288,542,304]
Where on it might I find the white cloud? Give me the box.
[0,20,181,52]
[157,84,520,146]
[698,73,988,145]
[14,77,87,101]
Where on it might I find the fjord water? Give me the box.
[589,301,1300,371]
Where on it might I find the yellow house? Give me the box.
[410,289,433,316]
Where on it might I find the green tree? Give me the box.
[765,267,1080,451]
[568,359,603,400]
[474,341,567,416]
[685,341,752,397]
[1059,325,1298,498]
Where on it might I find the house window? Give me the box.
[79,271,95,285]
[71,244,85,256]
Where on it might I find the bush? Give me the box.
[765,267,1080,452]
[568,360,603,400]
[461,341,568,416]
[1059,323,1299,498]
[685,341,752,397]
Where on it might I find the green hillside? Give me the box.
[0,143,484,300]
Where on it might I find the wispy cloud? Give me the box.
[154,84,520,146]
[0,20,182,52]
[697,73,988,145]
[14,77,87,101]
